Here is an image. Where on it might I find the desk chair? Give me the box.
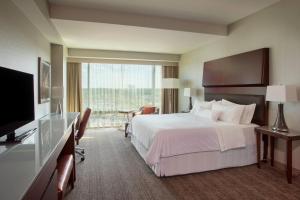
[75,108,91,161]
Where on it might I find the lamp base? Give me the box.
[56,101,62,115]
[188,97,193,111]
[272,103,289,132]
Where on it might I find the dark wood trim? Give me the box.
[255,126,300,140]
[204,88,268,126]
[203,48,269,126]
[255,126,300,184]
[287,140,292,184]
[203,48,269,87]
[256,132,261,168]
[270,136,275,166]
[263,135,268,161]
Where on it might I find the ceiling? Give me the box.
[49,0,280,54]
[49,0,279,25]
[52,19,223,54]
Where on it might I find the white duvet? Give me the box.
[131,113,254,166]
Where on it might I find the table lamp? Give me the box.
[183,88,196,111]
[52,86,64,115]
[162,78,179,113]
[266,85,298,132]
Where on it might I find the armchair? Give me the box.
[125,106,159,137]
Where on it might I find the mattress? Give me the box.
[131,113,258,176]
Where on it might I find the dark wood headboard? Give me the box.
[202,48,269,126]
[203,48,269,87]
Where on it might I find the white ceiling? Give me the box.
[49,0,280,54]
[52,19,223,54]
[49,0,279,25]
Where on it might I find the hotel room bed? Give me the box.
[131,48,269,177]
[131,113,258,176]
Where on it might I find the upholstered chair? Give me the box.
[125,106,159,137]
[75,108,91,161]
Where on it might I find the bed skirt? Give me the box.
[131,135,257,177]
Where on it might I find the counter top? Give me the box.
[0,112,79,200]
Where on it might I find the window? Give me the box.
[82,63,162,127]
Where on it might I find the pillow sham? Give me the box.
[191,100,216,114]
[194,109,221,122]
[221,99,256,124]
[212,102,244,124]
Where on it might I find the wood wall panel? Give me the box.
[203,48,269,87]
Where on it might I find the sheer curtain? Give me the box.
[82,63,162,127]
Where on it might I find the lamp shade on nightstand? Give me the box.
[183,88,196,97]
[161,78,179,89]
[266,85,297,102]
[266,85,298,132]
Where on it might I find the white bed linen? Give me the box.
[215,125,245,151]
[131,113,256,166]
[131,124,258,176]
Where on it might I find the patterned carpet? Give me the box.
[66,128,300,200]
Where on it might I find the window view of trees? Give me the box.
[82,63,162,127]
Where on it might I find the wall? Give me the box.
[68,48,181,62]
[0,1,51,119]
[179,0,300,169]
[51,44,63,112]
[50,44,68,113]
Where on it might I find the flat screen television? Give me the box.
[0,66,35,140]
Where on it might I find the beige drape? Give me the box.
[67,62,83,113]
[162,66,179,114]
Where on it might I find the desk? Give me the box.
[0,112,80,200]
[255,126,300,184]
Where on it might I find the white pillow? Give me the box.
[212,102,244,124]
[221,99,256,124]
[194,109,221,122]
[191,100,216,114]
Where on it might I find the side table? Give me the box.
[255,126,300,183]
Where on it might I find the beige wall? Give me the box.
[68,48,181,62]
[51,44,64,112]
[179,0,300,169]
[0,0,51,119]
[50,44,68,113]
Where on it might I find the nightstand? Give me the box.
[255,126,300,183]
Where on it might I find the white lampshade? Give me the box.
[51,86,64,99]
[162,78,179,89]
[266,85,298,102]
[183,88,196,97]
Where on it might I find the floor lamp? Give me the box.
[162,78,179,114]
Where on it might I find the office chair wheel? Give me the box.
[81,157,85,161]
[81,149,84,154]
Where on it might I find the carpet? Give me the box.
[66,128,300,200]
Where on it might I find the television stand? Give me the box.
[6,132,16,142]
[1,128,37,144]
